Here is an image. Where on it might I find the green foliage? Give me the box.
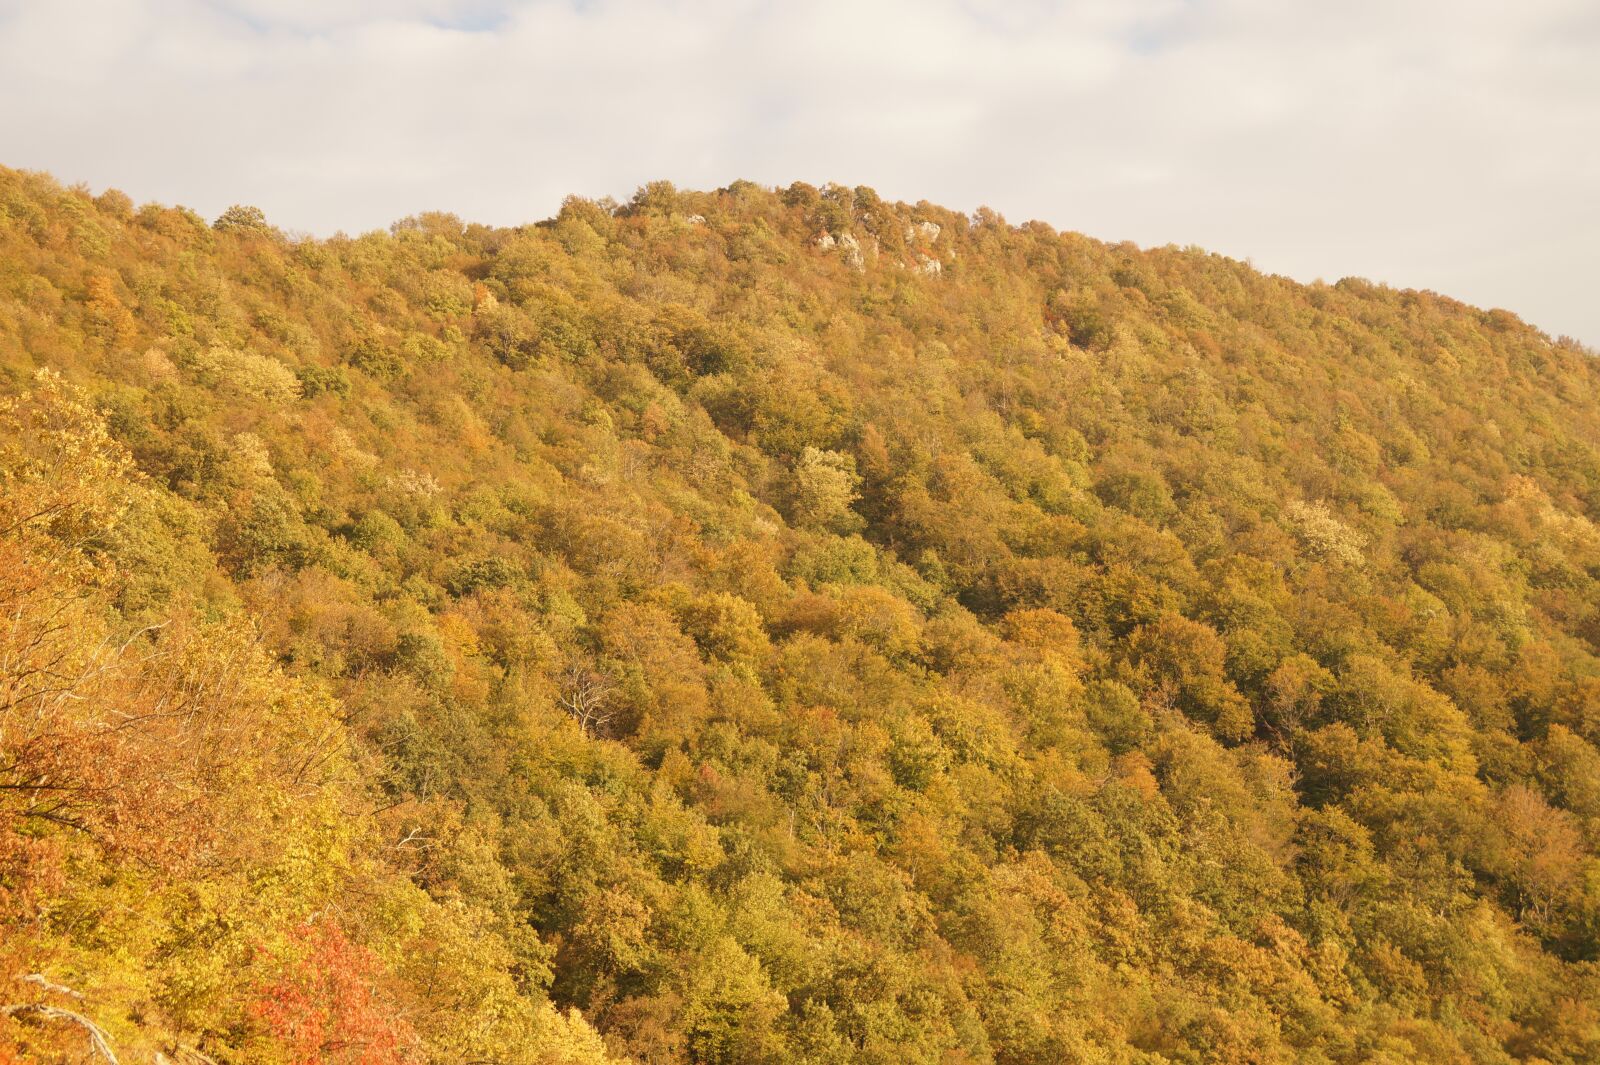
[789,446,863,533]
[213,203,271,233]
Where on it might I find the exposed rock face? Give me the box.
[816,231,866,271]
[837,233,865,271]
[904,221,943,274]
[685,214,706,226]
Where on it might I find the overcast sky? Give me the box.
[2,0,1596,344]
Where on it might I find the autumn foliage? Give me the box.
[250,921,419,1065]
[1,166,1599,1062]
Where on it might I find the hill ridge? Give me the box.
[2,164,1598,1064]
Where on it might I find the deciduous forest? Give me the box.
[2,167,1598,1063]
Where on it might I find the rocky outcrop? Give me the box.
[816,231,866,271]
[838,233,865,270]
[903,220,944,275]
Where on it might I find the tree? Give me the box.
[214,203,272,233]
[559,664,615,736]
[250,921,420,1065]
[791,447,863,533]
[1127,613,1254,741]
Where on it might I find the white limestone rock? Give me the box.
[816,231,865,270]
[838,232,865,271]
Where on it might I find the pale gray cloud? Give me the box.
[1,0,1595,343]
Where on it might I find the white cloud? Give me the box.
[0,0,1595,343]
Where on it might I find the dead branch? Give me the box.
[557,663,615,737]
[19,973,82,999]
[0,1002,119,1063]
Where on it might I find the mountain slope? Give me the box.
[1,167,1598,1063]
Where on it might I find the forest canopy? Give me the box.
[1,166,1599,1063]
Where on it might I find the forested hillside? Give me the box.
[2,166,1598,1064]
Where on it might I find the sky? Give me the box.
[1,0,1597,345]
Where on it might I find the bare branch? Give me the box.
[558,664,615,737]
[0,1002,120,1063]
[19,973,82,999]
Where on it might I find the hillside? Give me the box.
[2,165,1598,1064]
